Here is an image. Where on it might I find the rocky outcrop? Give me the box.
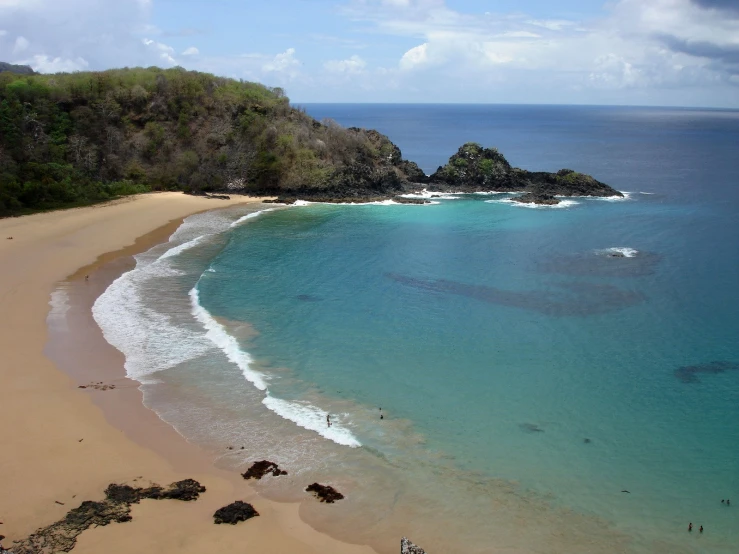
[241,460,288,480]
[428,143,621,198]
[510,192,560,205]
[306,483,344,503]
[401,537,427,554]
[11,479,205,554]
[105,479,206,503]
[213,501,260,524]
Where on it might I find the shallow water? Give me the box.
[84,105,739,553]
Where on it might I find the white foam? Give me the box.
[93,205,362,450]
[189,286,268,391]
[191,286,362,447]
[600,247,639,258]
[400,189,461,200]
[159,235,209,260]
[230,208,277,228]
[485,198,580,209]
[263,395,361,448]
[596,191,633,202]
[48,288,70,329]
[290,199,436,207]
[93,269,213,382]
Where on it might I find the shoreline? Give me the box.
[0,193,376,554]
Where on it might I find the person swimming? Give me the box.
[699,525,703,533]
[688,523,693,532]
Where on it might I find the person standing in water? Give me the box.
[688,523,693,532]
[326,414,331,428]
[699,525,703,533]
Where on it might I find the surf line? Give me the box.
[188,284,361,448]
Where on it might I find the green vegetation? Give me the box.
[430,142,513,189]
[0,66,423,217]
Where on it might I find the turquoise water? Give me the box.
[91,106,739,553]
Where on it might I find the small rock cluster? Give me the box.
[213,501,259,525]
[305,483,344,503]
[78,381,117,391]
[241,460,288,480]
[401,537,427,554]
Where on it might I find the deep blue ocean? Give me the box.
[92,105,739,554]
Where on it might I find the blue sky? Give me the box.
[1,0,738,107]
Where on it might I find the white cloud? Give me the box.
[526,19,577,31]
[399,43,429,69]
[143,38,177,65]
[12,35,29,54]
[339,0,739,103]
[182,46,199,56]
[0,0,169,72]
[262,48,300,76]
[324,54,367,73]
[19,54,90,73]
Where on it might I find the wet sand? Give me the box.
[0,193,376,554]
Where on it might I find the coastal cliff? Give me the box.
[0,66,616,215]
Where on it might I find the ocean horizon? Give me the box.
[78,104,738,553]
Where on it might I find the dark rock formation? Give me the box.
[241,460,288,480]
[674,361,739,383]
[105,479,205,503]
[12,479,205,554]
[510,192,560,205]
[401,537,427,554]
[0,62,35,75]
[428,143,621,198]
[213,501,260,525]
[306,483,344,503]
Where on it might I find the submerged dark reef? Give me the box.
[387,273,645,317]
[674,361,739,384]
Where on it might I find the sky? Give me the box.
[1,0,738,107]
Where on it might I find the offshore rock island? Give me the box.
[0,66,619,215]
[428,143,622,203]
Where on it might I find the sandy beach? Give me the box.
[0,193,376,554]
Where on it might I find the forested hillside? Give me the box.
[0,67,424,216]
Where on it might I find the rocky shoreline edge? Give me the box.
[192,142,623,207]
[2,462,429,554]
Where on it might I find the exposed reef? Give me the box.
[306,483,345,503]
[537,249,661,278]
[674,361,739,383]
[213,501,260,525]
[510,192,560,205]
[241,460,288,480]
[11,479,205,554]
[428,143,621,199]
